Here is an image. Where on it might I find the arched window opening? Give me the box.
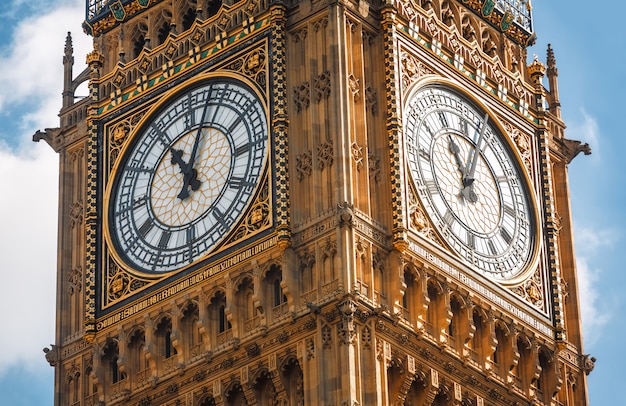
[133,35,146,59]
[209,291,232,347]
[469,310,484,365]
[206,0,222,17]
[102,340,123,387]
[156,317,177,359]
[181,301,202,360]
[157,21,171,45]
[516,336,532,392]
[182,7,196,31]
[425,283,439,338]
[265,265,288,321]
[128,328,148,388]
[448,296,462,351]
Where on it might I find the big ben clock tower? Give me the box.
[37,0,594,404]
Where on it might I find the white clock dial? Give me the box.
[405,85,536,281]
[108,79,267,273]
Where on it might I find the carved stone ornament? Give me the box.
[296,150,313,181]
[322,324,332,349]
[67,266,82,295]
[337,299,357,345]
[293,82,310,112]
[368,151,381,183]
[400,52,433,94]
[225,182,271,244]
[348,73,360,101]
[224,48,267,89]
[313,71,331,103]
[509,267,545,312]
[365,86,377,114]
[408,188,440,243]
[43,345,59,366]
[317,140,334,170]
[352,142,364,170]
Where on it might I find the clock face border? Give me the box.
[403,79,541,285]
[103,72,272,280]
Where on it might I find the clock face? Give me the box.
[405,85,536,281]
[108,78,267,274]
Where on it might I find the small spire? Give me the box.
[547,44,556,71]
[546,44,561,116]
[63,32,73,64]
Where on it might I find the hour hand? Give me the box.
[448,135,465,175]
[170,148,201,200]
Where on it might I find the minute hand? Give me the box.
[177,102,210,200]
[462,113,489,202]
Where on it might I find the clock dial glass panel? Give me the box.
[405,86,535,281]
[109,79,267,274]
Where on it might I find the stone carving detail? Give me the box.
[317,140,334,170]
[291,26,308,43]
[400,52,433,92]
[348,74,360,101]
[298,247,316,272]
[362,325,372,348]
[43,345,58,366]
[312,17,328,32]
[224,48,267,89]
[108,111,146,170]
[306,337,315,360]
[225,182,271,244]
[105,256,150,304]
[408,188,439,243]
[67,266,82,295]
[337,299,357,346]
[503,122,532,173]
[293,81,310,112]
[368,152,381,183]
[296,150,313,181]
[322,324,332,349]
[509,267,545,311]
[351,142,364,171]
[69,201,83,228]
[313,71,331,103]
[365,86,377,114]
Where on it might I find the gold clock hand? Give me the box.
[462,113,489,203]
[177,102,211,200]
[448,134,466,176]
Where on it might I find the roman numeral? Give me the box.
[158,231,172,249]
[438,111,449,128]
[467,232,475,249]
[186,226,196,244]
[234,143,250,157]
[228,117,243,134]
[133,196,147,209]
[503,204,516,218]
[488,240,497,256]
[426,180,439,195]
[138,219,154,238]
[500,227,513,244]
[230,176,254,189]
[418,147,431,162]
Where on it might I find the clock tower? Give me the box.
[37,0,594,405]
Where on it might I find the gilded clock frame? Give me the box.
[403,77,542,288]
[96,39,277,316]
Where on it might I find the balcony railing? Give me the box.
[134,367,151,389]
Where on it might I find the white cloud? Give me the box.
[565,108,600,163]
[575,255,612,346]
[0,0,90,376]
[0,0,90,125]
[0,143,58,375]
[572,225,619,346]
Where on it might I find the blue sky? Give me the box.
[0,0,622,404]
